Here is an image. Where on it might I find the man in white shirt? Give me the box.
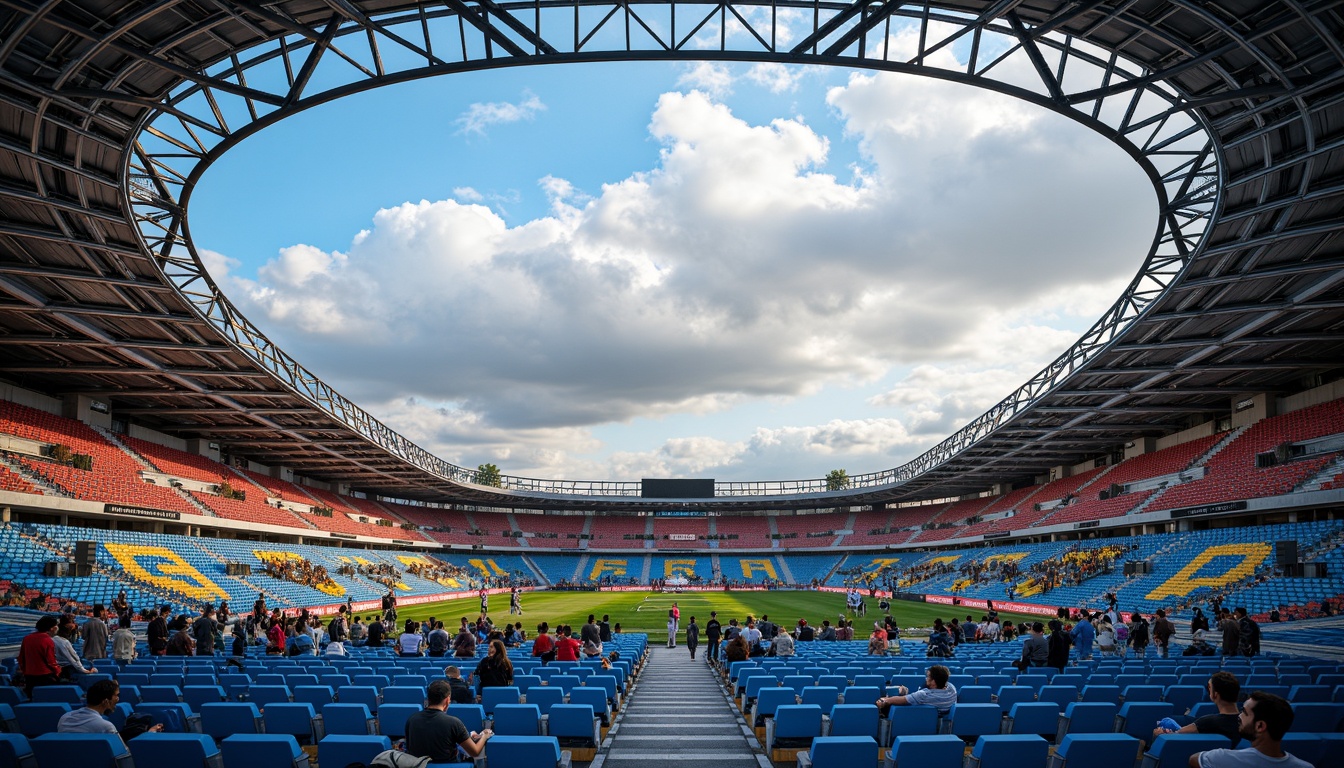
[111,620,136,664]
[58,680,162,738]
[1189,691,1310,768]
[741,619,762,651]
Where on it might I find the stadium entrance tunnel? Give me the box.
[128,1,1220,504]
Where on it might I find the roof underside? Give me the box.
[0,0,1342,511]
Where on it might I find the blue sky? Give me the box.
[190,55,1155,484]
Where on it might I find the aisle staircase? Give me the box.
[599,646,763,767]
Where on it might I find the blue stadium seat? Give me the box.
[586,675,620,708]
[316,735,390,768]
[30,688,82,706]
[1044,732,1141,768]
[335,687,379,714]
[200,702,262,741]
[883,734,964,768]
[766,704,823,751]
[291,687,334,708]
[525,686,564,717]
[481,687,520,716]
[800,735,878,768]
[1279,734,1325,768]
[1116,703,1173,747]
[1081,685,1121,704]
[319,703,375,736]
[958,687,993,704]
[1141,733,1231,768]
[263,703,322,745]
[1005,702,1060,740]
[374,703,420,739]
[942,703,1001,742]
[1162,686,1205,715]
[134,702,199,734]
[966,734,1049,768]
[0,734,35,768]
[547,704,598,750]
[219,734,310,768]
[1290,703,1344,733]
[182,686,226,712]
[127,733,222,768]
[492,704,542,737]
[483,735,569,768]
[1288,686,1332,704]
[246,686,291,708]
[13,704,69,738]
[446,703,487,733]
[1056,702,1119,742]
[29,733,131,768]
[753,688,799,727]
[566,690,609,727]
[996,687,1036,713]
[379,687,424,706]
[802,687,841,708]
[827,704,879,741]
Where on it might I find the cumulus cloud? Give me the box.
[746,62,805,93]
[676,62,734,97]
[209,48,1154,481]
[455,91,546,135]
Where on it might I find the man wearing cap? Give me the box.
[705,611,722,664]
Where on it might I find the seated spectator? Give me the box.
[1183,629,1218,656]
[1189,691,1309,768]
[876,664,957,716]
[445,665,475,704]
[1156,671,1240,746]
[406,680,492,764]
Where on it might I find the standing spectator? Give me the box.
[1070,612,1095,660]
[112,620,137,665]
[770,626,793,658]
[1047,620,1072,672]
[666,610,677,649]
[147,606,170,656]
[686,616,700,660]
[111,591,130,628]
[405,681,492,763]
[267,615,286,655]
[599,614,612,643]
[367,616,387,648]
[81,604,109,662]
[1219,610,1241,657]
[470,640,513,694]
[1235,607,1260,657]
[1015,622,1048,670]
[1096,618,1117,657]
[1190,607,1209,635]
[192,606,217,656]
[580,614,602,655]
[705,611,722,664]
[509,587,522,615]
[1188,692,1310,768]
[1153,609,1175,658]
[217,601,230,626]
[19,615,61,698]
[1128,612,1151,658]
[349,616,367,646]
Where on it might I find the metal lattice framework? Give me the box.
[1,1,1343,511]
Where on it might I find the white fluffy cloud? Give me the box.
[455,91,546,135]
[210,56,1153,481]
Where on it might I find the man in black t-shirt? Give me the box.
[407,680,491,762]
[1153,671,1241,746]
[704,611,722,663]
[366,617,385,647]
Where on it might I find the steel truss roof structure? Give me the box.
[1,1,1342,512]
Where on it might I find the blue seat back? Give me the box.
[1116,703,1173,743]
[263,703,318,743]
[481,686,520,715]
[970,734,1049,766]
[30,733,128,768]
[379,687,424,706]
[809,736,877,767]
[492,704,541,736]
[888,705,939,735]
[375,703,419,739]
[316,735,389,768]
[219,734,305,768]
[484,735,561,767]
[30,688,82,706]
[127,733,220,768]
[200,702,262,740]
[1062,702,1119,734]
[947,703,1001,738]
[888,734,964,768]
[526,687,564,716]
[1008,702,1061,738]
[13,704,69,738]
[1290,703,1344,733]
[828,704,879,738]
[319,703,374,736]
[335,687,379,713]
[446,704,486,732]
[1055,733,1143,768]
[547,704,596,743]
[774,705,822,739]
[1145,733,1231,768]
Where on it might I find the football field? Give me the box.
[384,590,1046,640]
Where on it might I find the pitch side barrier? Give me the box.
[924,594,1134,623]
[239,586,533,619]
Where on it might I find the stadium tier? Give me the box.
[5,393,1344,552]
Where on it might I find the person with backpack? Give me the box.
[451,622,475,658]
[1128,613,1150,658]
[1047,620,1072,672]
[1114,617,1130,658]
[427,621,451,657]
[147,606,170,656]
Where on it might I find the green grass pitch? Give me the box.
[379,590,1047,640]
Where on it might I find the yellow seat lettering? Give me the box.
[1146,543,1272,601]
